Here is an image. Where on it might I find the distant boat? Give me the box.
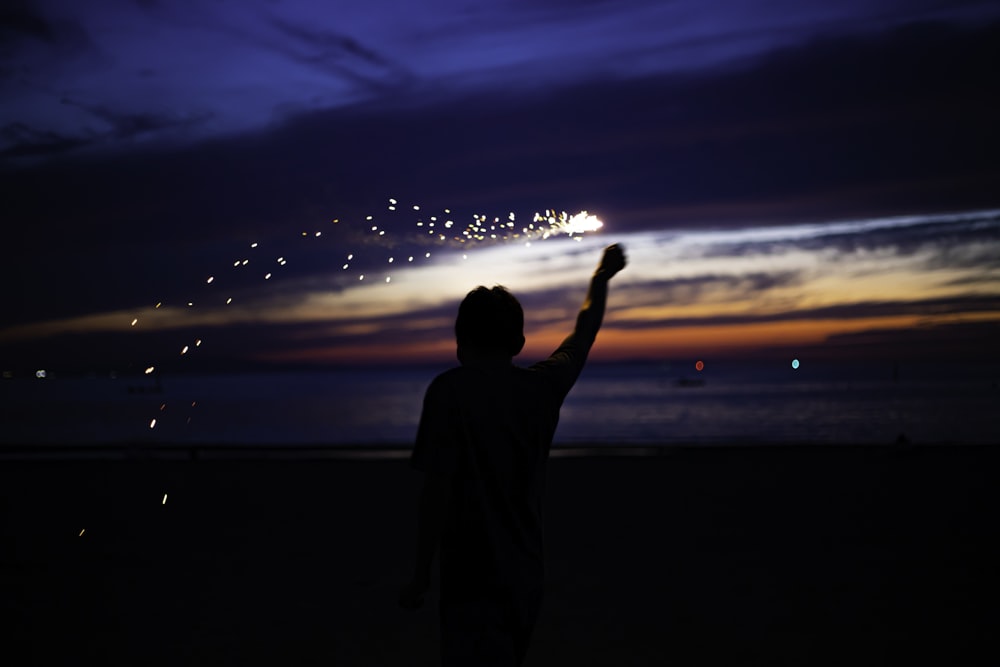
[675,377,705,388]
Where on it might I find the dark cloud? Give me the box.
[609,295,1000,330]
[270,18,391,69]
[816,318,1000,361]
[265,16,413,93]
[0,121,87,157]
[3,108,215,167]
[0,3,96,58]
[290,18,999,222]
[5,18,998,213]
[940,274,1000,288]
[0,4,53,43]
[695,212,1000,261]
[57,96,213,143]
[613,272,806,309]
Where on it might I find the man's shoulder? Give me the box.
[524,343,588,398]
[424,367,459,397]
[429,366,465,387]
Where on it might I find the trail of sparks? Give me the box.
[129,198,604,436]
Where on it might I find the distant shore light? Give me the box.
[695,360,704,372]
[792,359,800,369]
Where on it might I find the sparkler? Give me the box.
[531,210,604,239]
[129,196,605,437]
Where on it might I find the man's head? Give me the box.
[455,285,525,363]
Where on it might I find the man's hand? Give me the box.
[398,574,429,611]
[597,244,627,280]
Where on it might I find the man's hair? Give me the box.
[455,285,525,357]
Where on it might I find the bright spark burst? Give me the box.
[531,210,603,239]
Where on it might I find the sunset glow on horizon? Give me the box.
[3,207,997,369]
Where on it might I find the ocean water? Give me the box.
[2,361,998,447]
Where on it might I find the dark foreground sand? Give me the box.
[2,445,997,666]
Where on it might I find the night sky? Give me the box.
[3,0,1000,374]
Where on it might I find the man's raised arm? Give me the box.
[573,244,627,350]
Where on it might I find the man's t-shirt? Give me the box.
[410,334,590,602]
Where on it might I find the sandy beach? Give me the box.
[2,444,996,666]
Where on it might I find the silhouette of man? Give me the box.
[399,244,627,666]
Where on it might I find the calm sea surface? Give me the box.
[2,361,998,446]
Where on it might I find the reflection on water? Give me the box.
[2,362,998,446]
